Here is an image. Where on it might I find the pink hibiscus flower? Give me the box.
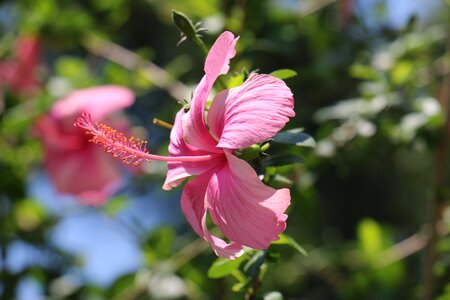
[36,85,135,205]
[0,35,41,97]
[76,31,295,258]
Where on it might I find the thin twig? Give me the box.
[82,35,191,102]
[170,238,210,270]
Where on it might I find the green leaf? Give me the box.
[103,196,127,216]
[272,234,308,256]
[270,69,298,80]
[243,251,265,278]
[107,273,136,298]
[391,61,414,85]
[227,73,245,88]
[263,154,304,167]
[54,56,94,87]
[144,227,176,263]
[232,278,251,292]
[349,64,379,80]
[14,199,46,232]
[272,129,316,148]
[207,254,248,279]
[357,218,383,258]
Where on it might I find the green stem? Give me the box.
[193,35,209,56]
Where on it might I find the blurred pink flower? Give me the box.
[75,31,295,258]
[0,35,41,97]
[36,85,135,205]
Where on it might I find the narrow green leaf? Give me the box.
[272,129,316,148]
[243,251,265,278]
[270,69,298,80]
[207,255,247,278]
[272,234,308,256]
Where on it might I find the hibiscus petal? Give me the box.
[51,85,134,120]
[44,145,122,205]
[163,110,225,190]
[206,151,290,249]
[208,74,295,149]
[181,77,222,152]
[204,31,239,79]
[181,171,244,259]
[181,32,239,152]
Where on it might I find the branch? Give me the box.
[375,223,449,269]
[82,35,191,102]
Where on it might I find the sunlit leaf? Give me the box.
[207,254,248,278]
[270,69,298,80]
[226,73,245,88]
[357,218,383,258]
[349,64,379,80]
[391,61,414,85]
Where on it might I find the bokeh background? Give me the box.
[1,0,450,299]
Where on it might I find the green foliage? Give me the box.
[143,227,177,264]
